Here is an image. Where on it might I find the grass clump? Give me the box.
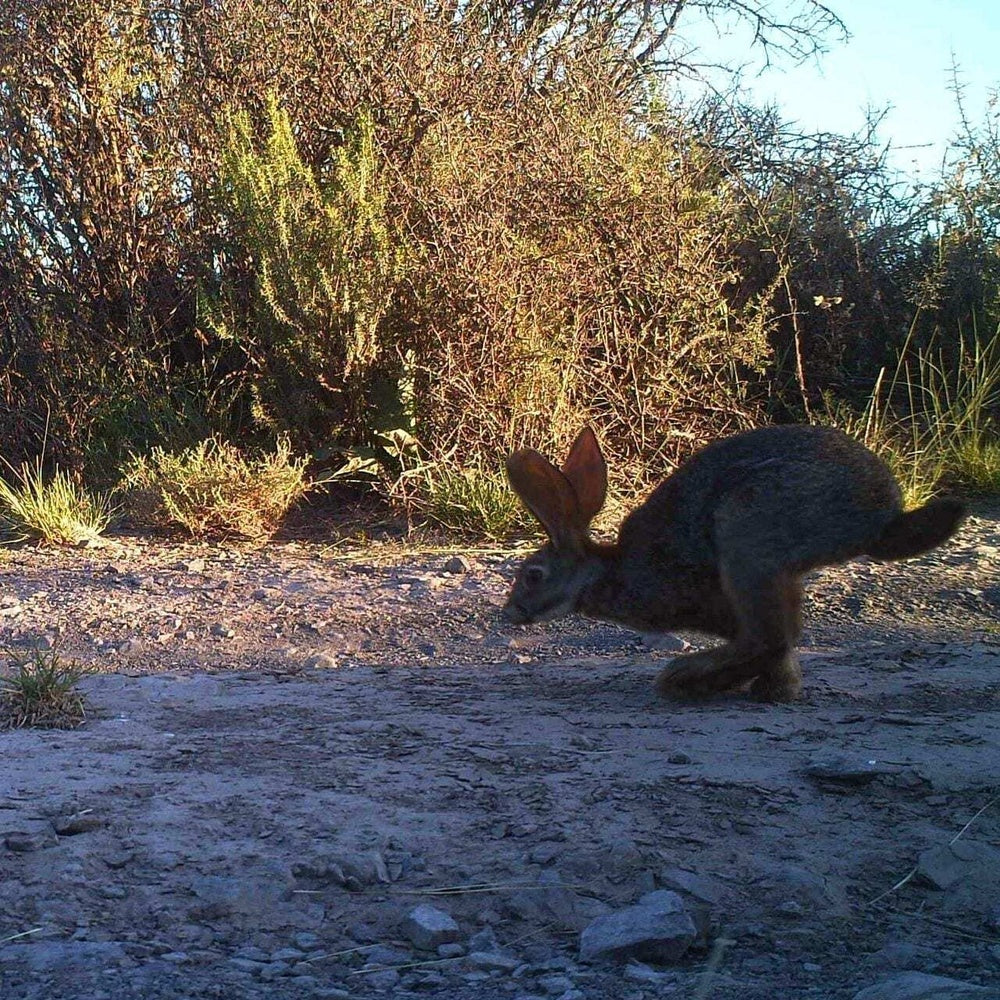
[0,646,88,730]
[825,319,1000,506]
[0,458,113,545]
[122,436,310,540]
[419,466,535,541]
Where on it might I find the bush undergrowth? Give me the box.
[122,437,310,540]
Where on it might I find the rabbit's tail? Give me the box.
[866,498,966,561]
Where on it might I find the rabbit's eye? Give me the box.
[524,565,546,586]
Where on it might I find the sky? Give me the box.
[682,0,1000,179]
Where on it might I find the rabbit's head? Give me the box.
[502,427,608,624]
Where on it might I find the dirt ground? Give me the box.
[1,503,999,1000]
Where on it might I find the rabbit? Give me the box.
[502,424,966,701]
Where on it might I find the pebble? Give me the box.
[305,652,338,669]
[363,968,401,991]
[210,623,235,638]
[443,555,472,574]
[53,812,104,836]
[538,973,575,994]
[466,951,521,973]
[402,904,461,950]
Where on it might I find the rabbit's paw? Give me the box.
[748,653,802,702]
[654,649,744,698]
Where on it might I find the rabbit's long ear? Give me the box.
[560,427,607,524]
[506,449,584,549]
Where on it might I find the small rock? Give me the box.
[538,973,575,994]
[5,830,56,852]
[402,904,461,950]
[658,867,723,905]
[853,971,996,999]
[624,960,679,985]
[529,843,563,865]
[363,968,401,991]
[210,623,235,638]
[118,638,144,655]
[803,755,896,786]
[437,942,465,959]
[579,890,696,963]
[304,652,339,670]
[185,559,206,574]
[259,960,292,980]
[270,947,305,963]
[469,926,500,952]
[467,951,521,973]
[443,555,472,575]
[53,812,104,836]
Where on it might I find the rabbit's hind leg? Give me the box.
[654,571,803,701]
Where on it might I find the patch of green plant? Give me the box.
[420,466,535,541]
[0,645,88,730]
[121,436,310,540]
[327,429,534,540]
[823,317,1000,505]
[0,458,114,545]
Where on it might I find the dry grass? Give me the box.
[121,436,310,540]
[0,458,113,545]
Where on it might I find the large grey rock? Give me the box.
[916,840,1000,916]
[579,890,696,963]
[402,904,461,950]
[853,972,996,999]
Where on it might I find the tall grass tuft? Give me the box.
[0,646,88,730]
[122,436,310,540]
[827,317,1000,504]
[0,458,114,545]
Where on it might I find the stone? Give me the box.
[538,973,575,994]
[803,754,896,785]
[658,866,723,905]
[467,951,521,973]
[305,652,338,670]
[363,968,401,991]
[443,555,472,574]
[916,840,1000,916]
[579,890,696,963]
[5,829,56,852]
[852,972,996,999]
[438,942,466,959]
[53,812,104,835]
[402,904,461,950]
[210,623,235,638]
[509,870,610,932]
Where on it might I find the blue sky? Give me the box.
[682,0,1000,178]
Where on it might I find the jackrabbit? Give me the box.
[502,425,965,701]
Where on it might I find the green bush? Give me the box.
[122,436,310,540]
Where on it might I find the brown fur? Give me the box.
[503,425,966,702]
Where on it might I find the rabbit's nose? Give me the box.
[500,602,527,625]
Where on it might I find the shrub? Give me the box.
[122,437,310,540]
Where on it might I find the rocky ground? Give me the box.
[1,503,999,1000]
